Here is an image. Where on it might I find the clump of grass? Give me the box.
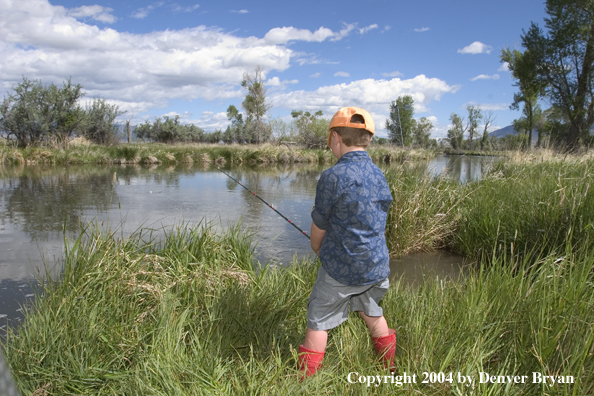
[384,163,462,256]
[452,159,594,260]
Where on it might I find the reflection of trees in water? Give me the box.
[217,163,323,225]
[0,161,326,240]
[445,156,491,183]
[1,167,118,240]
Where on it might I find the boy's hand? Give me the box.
[310,222,326,256]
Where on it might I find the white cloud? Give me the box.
[359,24,378,34]
[331,22,357,41]
[334,71,350,77]
[68,5,116,23]
[470,74,500,81]
[458,41,493,54]
[463,102,510,111]
[262,26,335,45]
[414,27,430,33]
[271,75,459,117]
[293,52,339,66]
[0,0,313,113]
[266,77,298,88]
[231,9,249,14]
[310,72,322,78]
[382,25,392,32]
[172,4,200,13]
[382,71,403,78]
[131,3,164,19]
[498,62,510,71]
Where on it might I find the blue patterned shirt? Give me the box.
[311,151,393,286]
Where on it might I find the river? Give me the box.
[0,154,497,330]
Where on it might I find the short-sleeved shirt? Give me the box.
[311,151,393,286]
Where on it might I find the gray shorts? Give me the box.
[307,266,389,331]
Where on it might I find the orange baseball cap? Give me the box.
[327,107,375,147]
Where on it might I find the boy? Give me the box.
[299,107,395,377]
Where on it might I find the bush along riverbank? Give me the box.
[0,142,436,166]
[2,220,592,395]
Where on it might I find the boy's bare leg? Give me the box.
[359,312,389,338]
[303,327,328,352]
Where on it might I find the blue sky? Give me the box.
[0,0,548,138]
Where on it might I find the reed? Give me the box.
[384,164,462,256]
[451,158,594,260]
[2,221,592,395]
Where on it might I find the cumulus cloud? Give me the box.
[458,41,493,54]
[414,27,430,32]
[382,71,403,78]
[498,62,510,71]
[334,71,350,77]
[310,72,322,78]
[266,76,299,88]
[68,5,116,23]
[262,26,335,45]
[470,74,500,81]
[271,75,459,117]
[0,0,315,113]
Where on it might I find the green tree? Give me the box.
[269,117,293,143]
[466,105,482,147]
[241,66,272,144]
[291,110,329,148]
[386,95,414,146]
[501,48,546,148]
[226,105,245,143]
[0,77,85,147]
[521,0,594,150]
[412,117,433,148]
[133,117,204,143]
[447,113,466,150]
[83,99,124,145]
[481,110,495,150]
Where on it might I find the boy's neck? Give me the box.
[335,144,365,160]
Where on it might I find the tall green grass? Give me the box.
[382,157,594,261]
[451,159,594,260]
[384,164,462,257]
[2,221,592,395]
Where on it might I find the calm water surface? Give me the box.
[0,154,496,328]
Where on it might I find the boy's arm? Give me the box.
[310,222,326,256]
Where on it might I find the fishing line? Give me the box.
[207,161,311,240]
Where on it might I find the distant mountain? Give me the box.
[489,125,517,138]
[489,125,538,143]
[490,124,594,138]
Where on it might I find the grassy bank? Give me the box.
[2,221,592,395]
[0,142,435,166]
[384,155,594,261]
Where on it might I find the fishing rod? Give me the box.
[206,161,311,240]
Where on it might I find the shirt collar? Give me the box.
[337,150,370,163]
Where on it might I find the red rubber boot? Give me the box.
[372,329,396,369]
[298,345,325,378]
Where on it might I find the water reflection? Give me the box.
[427,154,498,183]
[1,166,118,240]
